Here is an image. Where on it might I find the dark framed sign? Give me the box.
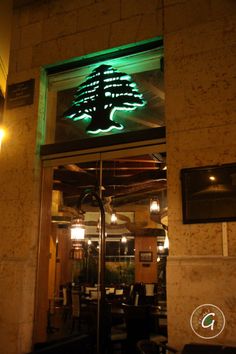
[181,163,236,224]
[6,79,35,109]
[139,251,153,262]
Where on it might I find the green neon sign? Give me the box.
[63,64,146,134]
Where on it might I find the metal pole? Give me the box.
[77,189,106,354]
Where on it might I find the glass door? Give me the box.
[36,142,167,345]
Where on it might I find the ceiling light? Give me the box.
[70,218,85,240]
[150,197,160,214]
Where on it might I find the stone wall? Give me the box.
[1,1,163,353]
[165,0,236,349]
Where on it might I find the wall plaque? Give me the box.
[6,79,35,109]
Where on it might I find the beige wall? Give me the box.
[0,0,236,353]
[165,0,236,349]
[1,1,163,353]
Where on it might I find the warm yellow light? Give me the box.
[0,128,5,140]
[209,175,216,181]
[150,198,160,213]
[0,128,6,151]
[70,219,85,240]
[164,233,169,249]
[121,236,127,243]
[111,212,117,224]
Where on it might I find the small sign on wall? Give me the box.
[6,79,35,109]
[139,251,153,262]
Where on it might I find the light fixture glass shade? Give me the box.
[111,212,117,224]
[121,235,127,243]
[164,233,169,249]
[150,198,160,214]
[70,219,85,240]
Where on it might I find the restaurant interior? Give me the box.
[44,149,168,353]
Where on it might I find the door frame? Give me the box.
[34,136,166,342]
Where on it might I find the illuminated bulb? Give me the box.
[158,245,164,251]
[121,236,127,243]
[157,256,161,262]
[209,175,216,181]
[70,219,85,240]
[88,239,92,245]
[111,212,117,224]
[150,198,160,214]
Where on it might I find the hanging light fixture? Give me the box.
[150,197,160,214]
[70,218,85,241]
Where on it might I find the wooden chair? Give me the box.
[122,304,151,353]
[123,304,167,353]
[145,283,156,305]
[71,290,81,333]
[109,303,127,354]
[62,286,71,322]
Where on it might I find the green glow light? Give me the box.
[63,63,146,133]
[87,123,124,135]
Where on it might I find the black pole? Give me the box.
[77,189,106,354]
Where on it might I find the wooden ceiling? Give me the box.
[53,153,167,209]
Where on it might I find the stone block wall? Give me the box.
[1,1,163,353]
[165,0,236,349]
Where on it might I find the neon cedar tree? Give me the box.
[63,64,146,133]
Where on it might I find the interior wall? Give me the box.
[135,236,157,283]
[165,0,236,349]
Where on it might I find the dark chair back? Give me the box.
[123,304,151,353]
[137,339,159,354]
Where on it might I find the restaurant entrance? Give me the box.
[35,138,168,350]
